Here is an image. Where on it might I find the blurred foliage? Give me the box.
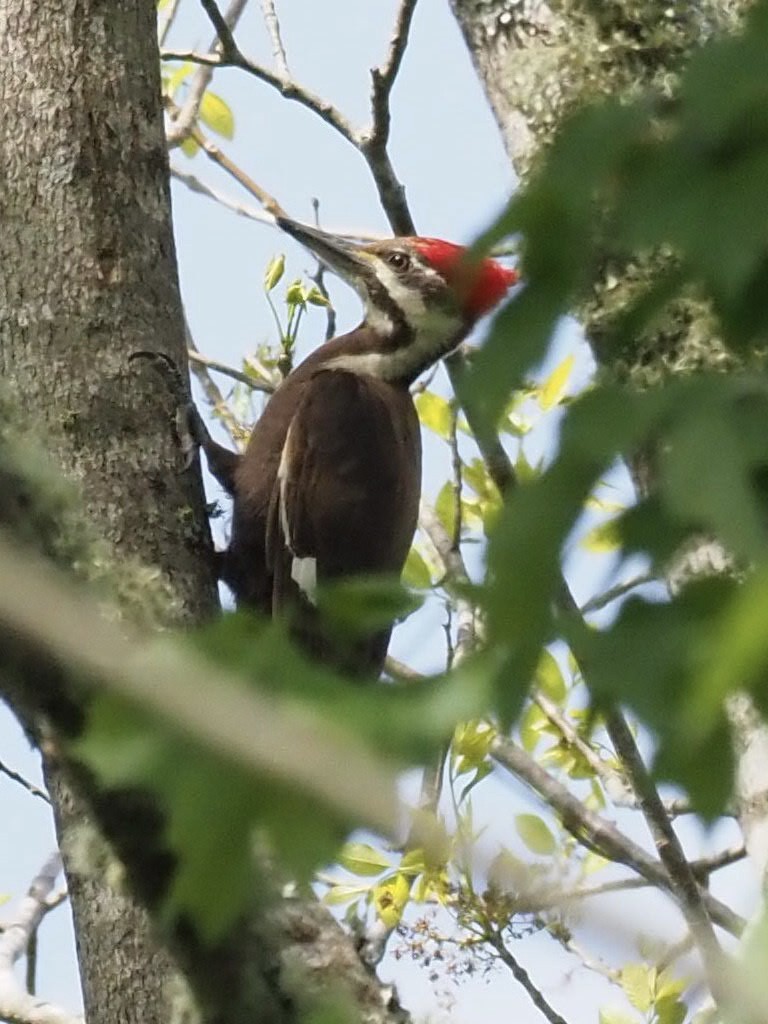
[462,0,768,815]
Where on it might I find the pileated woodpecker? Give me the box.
[192,216,517,679]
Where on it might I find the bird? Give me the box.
[189,216,518,680]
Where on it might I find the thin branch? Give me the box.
[490,734,744,937]
[532,692,695,816]
[188,349,276,395]
[579,572,657,616]
[199,0,241,58]
[418,499,469,589]
[384,655,423,683]
[0,853,82,1024]
[170,164,276,225]
[418,499,478,663]
[556,934,621,984]
[187,120,288,218]
[185,325,249,446]
[0,759,50,805]
[691,844,746,877]
[168,0,250,146]
[157,0,183,46]
[604,709,728,996]
[489,932,571,1024]
[310,197,337,341]
[534,691,633,800]
[260,0,289,77]
[446,349,518,496]
[25,927,37,997]
[162,0,417,234]
[365,0,419,153]
[161,48,358,146]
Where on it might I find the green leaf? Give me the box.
[179,135,200,159]
[688,563,768,736]
[567,580,737,816]
[285,279,305,307]
[515,813,556,856]
[199,90,235,139]
[598,1009,640,1024]
[402,546,432,589]
[414,391,452,440]
[534,649,567,704]
[519,702,547,753]
[485,386,658,720]
[620,963,654,1013]
[165,61,195,95]
[77,693,345,941]
[338,842,391,877]
[538,354,575,410]
[322,884,371,906]
[660,396,768,565]
[373,873,411,927]
[655,1000,686,1024]
[264,254,285,292]
[581,518,622,553]
[453,719,495,771]
[317,575,422,634]
[305,286,331,307]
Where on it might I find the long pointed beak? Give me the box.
[276,216,370,279]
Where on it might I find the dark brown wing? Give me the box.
[267,368,420,679]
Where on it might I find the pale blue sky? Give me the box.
[0,3,755,1022]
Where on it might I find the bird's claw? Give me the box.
[177,402,210,472]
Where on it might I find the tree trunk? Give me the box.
[448,0,768,883]
[0,3,217,1021]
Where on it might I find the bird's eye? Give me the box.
[387,251,410,271]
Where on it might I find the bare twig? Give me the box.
[0,759,50,804]
[365,0,419,154]
[170,165,275,225]
[188,348,276,395]
[418,499,478,663]
[579,573,657,616]
[161,0,417,234]
[488,932,571,1024]
[161,47,358,145]
[185,326,249,446]
[419,499,469,590]
[384,655,424,682]
[0,853,82,1024]
[199,0,241,58]
[158,0,183,47]
[691,844,746,877]
[260,0,289,77]
[532,692,695,816]
[25,926,37,996]
[188,120,288,218]
[556,934,621,983]
[168,0,250,146]
[310,197,337,341]
[490,734,743,938]
[604,709,728,997]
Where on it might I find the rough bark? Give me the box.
[0,2,411,1023]
[449,0,768,884]
[0,2,216,1021]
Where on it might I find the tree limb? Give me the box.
[0,853,82,1024]
[490,734,744,938]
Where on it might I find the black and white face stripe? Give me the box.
[327,249,465,384]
